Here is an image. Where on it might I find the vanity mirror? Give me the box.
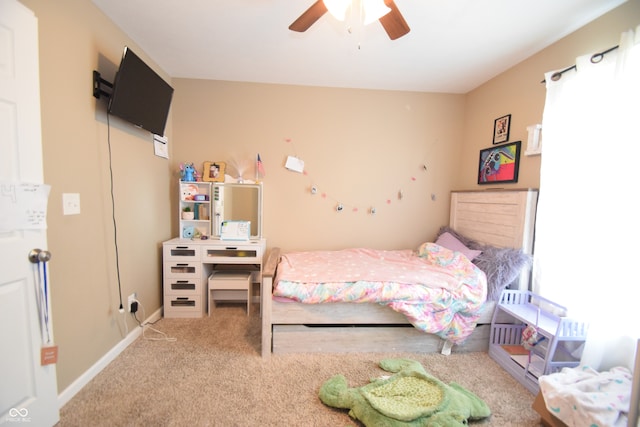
[212,183,262,239]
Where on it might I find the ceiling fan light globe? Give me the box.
[324,0,350,21]
[362,0,391,25]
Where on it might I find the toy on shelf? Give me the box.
[183,226,195,238]
[181,184,199,200]
[180,162,197,182]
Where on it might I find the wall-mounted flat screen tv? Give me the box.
[108,47,174,136]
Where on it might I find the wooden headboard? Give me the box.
[450,189,538,253]
[449,189,538,290]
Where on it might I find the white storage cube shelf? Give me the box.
[179,181,212,239]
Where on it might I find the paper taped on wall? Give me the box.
[285,156,304,173]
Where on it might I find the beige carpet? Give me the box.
[58,304,542,426]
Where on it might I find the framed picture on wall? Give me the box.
[478,141,521,185]
[203,161,226,182]
[493,114,511,144]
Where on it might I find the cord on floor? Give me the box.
[131,299,177,342]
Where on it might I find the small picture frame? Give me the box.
[493,114,511,144]
[203,161,225,182]
[478,141,521,185]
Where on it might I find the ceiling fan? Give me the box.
[289,0,410,40]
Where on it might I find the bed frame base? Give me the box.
[261,247,496,359]
[272,324,490,354]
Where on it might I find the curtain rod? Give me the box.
[540,45,619,83]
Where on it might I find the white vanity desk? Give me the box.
[165,180,265,318]
[162,237,266,318]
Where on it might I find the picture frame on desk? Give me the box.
[203,161,225,182]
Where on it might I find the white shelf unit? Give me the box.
[488,290,588,394]
[179,181,211,239]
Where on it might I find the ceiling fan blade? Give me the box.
[289,0,328,32]
[379,0,410,40]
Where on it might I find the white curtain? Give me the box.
[533,26,640,371]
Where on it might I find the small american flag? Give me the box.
[256,153,266,178]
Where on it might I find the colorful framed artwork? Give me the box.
[493,114,511,144]
[478,141,521,185]
[203,161,225,182]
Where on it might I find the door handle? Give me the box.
[28,249,52,263]
[29,248,53,345]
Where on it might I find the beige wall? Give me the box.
[20,0,174,392]
[171,81,464,250]
[461,0,640,190]
[15,0,639,397]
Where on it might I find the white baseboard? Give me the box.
[57,307,163,408]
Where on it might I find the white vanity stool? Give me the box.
[208,271,252,315]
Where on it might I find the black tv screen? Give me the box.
[108,47,174,136]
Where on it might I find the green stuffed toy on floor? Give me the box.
[319,358,491,427]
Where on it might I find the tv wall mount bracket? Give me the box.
[92,70,113,100]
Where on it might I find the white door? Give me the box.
[0,0,59,425]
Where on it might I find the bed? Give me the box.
[260,189,538,359]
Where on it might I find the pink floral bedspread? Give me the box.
[273,243,488,344]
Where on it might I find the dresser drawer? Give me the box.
[163,243,201,261]
[164,278,202,296]
[201,243,263,264]
[164,295,204,318]
[164,261,201,279]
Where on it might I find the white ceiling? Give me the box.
[91,0,626,94]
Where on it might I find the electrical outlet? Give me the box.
[127,293,137,312]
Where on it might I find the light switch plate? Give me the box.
[63,193,81,215]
